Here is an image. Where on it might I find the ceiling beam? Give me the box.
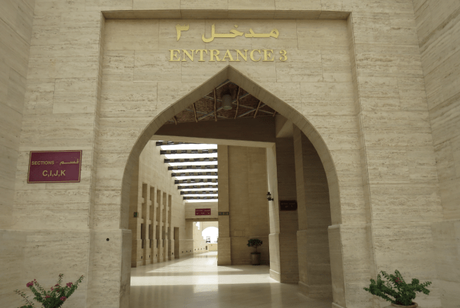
[237,109,256,118]
[233,100,268,113]
[175,179,218,184]
[177,185,218,190]
[165,157,218,163]
[168,165,217,170]
[160,149,218,155]
[204,92,249,103]
[156,141,197,146]
[183,196,218,200]
[192,103,198,122]
[214,89,217,122]
[171,172,218,177]
[198,106,226,121]
[180,191,218,195]
[254,100,262,118]
[234,87,240,119]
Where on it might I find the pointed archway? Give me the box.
[120,65,345,306]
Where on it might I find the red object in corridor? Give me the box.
[28,151,82,183]
[195,208,211,215]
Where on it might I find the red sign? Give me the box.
[28,151,82,183]
[195,208,211,216]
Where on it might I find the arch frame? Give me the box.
[121,66,342,226]
[116,66,346,306]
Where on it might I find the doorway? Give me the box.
[118,66,344,306]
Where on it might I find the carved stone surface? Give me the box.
[1,1,458,308]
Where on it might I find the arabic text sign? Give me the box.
[195,208,211,216]
[171,24,288,63]
[176,24,280,43]
[28,151,82,183]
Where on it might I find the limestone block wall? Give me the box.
[192,222,206,253]
[225,146,270,265]
[217,145,231,265]
[2,1,449,307]
[0,0,35,227]
[294,127,333,299]
[0,1,36,306]
[128,141,189,267]
[183,220,194,255]
[413,1,460,307]
[275,138,299,283]
[347,2,443,307]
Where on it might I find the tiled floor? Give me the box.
[130,252,331,308]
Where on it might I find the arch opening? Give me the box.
[202,227,219,243]
[123,66,341,223]
[121,65,344,306]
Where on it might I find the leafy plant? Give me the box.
[364,270,431,306]
[247,238,263,253]
[15,274,84,308]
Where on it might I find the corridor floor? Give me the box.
[130,251,331,308]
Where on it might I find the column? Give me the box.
[293,127,332,298]
[217,145,232,265]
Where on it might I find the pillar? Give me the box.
[294,127,333,298]
[275,138,299,283]
[217,145,232,265]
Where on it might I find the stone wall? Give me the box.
[218,145,270,265]
[347,2,443,306]
[128,141,189,267]
[0,1,35,306]
[275,138,299,283]
[1,1,450,307]
[413,1,460,307]
[0,0,34,226]
[294,127,332,299]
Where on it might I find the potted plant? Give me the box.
[15,274,84,308]
[247,238,263,265]
[364,270,431,307]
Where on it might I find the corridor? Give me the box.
[130,252,330,308]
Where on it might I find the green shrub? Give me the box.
[364,270,431,306]
[247,238,263,253]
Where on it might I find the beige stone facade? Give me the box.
[129,141,195,267]
[0,1,459,308]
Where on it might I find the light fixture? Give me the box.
[266,192,274,201]
[222,94,233,110]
